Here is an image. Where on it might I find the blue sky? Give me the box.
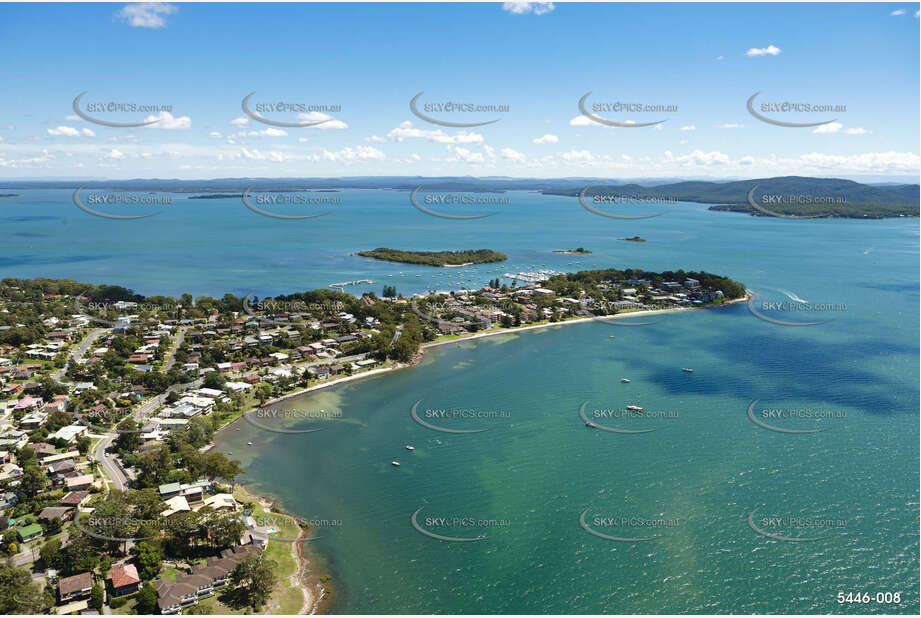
[0,1,918,180]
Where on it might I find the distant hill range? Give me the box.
[1,175,916,218]
[546,176,918,218]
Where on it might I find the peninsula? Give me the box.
[0,268,743,615]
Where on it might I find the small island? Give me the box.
[618,236,647,242]
[553,248,592,254]
[189,193,244,199]
[356,248,507,267]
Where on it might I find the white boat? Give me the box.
[247,441,253,446]
[585,421,597,428]
[391,461,401,467]
[621,378,630,383]
[405,445,415,451]
[682,368,694,373]
[626,405,644,411]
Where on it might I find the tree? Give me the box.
[255,383,272,405]
[135,582,158,614]
[39,538,64,570]
[230,553,278,610]
[134,541,163,581]
[46,516,63,535]
[63,530,100,575]
[135,445,172,488]
[76,435,92,455]
[114,418,142,453]
[202,372,227,390]
[0,561,54,614]
[18,466,47,497]
[89,584,104,610]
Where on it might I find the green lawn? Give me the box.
[233,487,306,615]
[109,595,138,615]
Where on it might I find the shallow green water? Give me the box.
[213,199,919,613]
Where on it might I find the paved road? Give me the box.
[391,324,404,346]
[93,433,127,492]
[53,327,106,381]
[11,544,40,567]
[163,326,187,371]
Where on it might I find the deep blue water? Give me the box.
[2,188,918,613]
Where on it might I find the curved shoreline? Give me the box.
[216,295,747,613]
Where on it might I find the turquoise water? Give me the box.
[4,189,918,612]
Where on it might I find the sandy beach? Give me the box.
[217,295,747,613]
[256,296,748,404]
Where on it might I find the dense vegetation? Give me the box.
[543,268,746,301]
[357,248,507,267]
[550,176,919,218]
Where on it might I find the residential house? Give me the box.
[65,474,94,492]
[108,564,141,597]
[18,522,44,542]
[60,490,91,508]
[39,506,73,522]
[59,572,94,603]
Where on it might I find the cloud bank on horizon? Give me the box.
[0,2,918,180]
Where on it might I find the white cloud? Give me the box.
[240,148,289,163]
[298,137,309,143]
[715,123,744,129]
[561,149,594,162]
[64,114,81,122]
[47,126,95,137]
[252,128,288,137]
[812,122,842,134]
[104,148,126,160]
[116,3,177,29]
[796,151,919,173]
[142,111,191,130]
[386,121,483,144]
[47,126,78,137]
[745,45,782,57]
[569,115,595,127]
[532,134,559,144]
[890,9,906,16]
[366,135,387,143]
[321,145,385,163]
[296,112,348,130]
[208,131,223,138]
[679,140,688,145]
[680,125,696,131]
[449,147,486,164]
[716,55,725,61]
[230,116,249,127]
[664,149,730,166]
[500,148,526,162]
[813,122,870,135]
[502,2,555,15]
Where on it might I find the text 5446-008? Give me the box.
[836,592,901,605]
